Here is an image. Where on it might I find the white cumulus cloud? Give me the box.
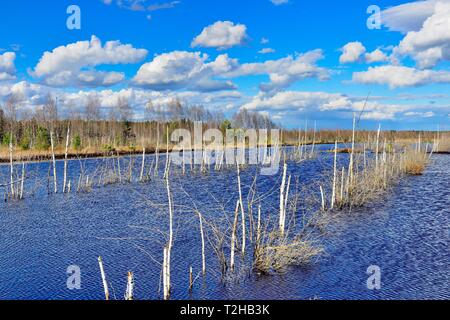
[226,49,329,92]
[352,65,450,88]
[365,49,389,63]
[0,52,16,81]
[133,51,238,91]
[191,21,248,50]
[241,90,409,121]
[339,42,366,63]
[395,1,450,68]
[381,0,444,33]
[32,35,148,88]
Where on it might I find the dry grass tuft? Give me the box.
[403,150,428,175]
[253,231,323,274]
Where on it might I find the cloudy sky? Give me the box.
[0,0,449,129]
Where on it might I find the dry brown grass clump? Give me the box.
[403,150,428,175]
[253,231,323,274]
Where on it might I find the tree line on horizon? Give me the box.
[0,93,444,154]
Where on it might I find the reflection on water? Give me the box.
[0,149,448,300]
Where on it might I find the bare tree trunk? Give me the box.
[279,163,287,235]
[236,164,246,255]
[163,246,169,300]
[164,126,170,179]
[189,266,193,292]
[375,124,381,172]
[320,185,326,211]
[197,211,206,275]
[63,126,70,193]
[20,162,25,200]
[155,123,160,177]
[125,271,134,300]
[349,113,356,184]
[50,131,57,193]
[230,200,240,271]
[331,141,338,209]
[9,139,14,198]
[140,148,146,182]
[256,204,261,248]
[164,175,173,299]
[98,256,109,300]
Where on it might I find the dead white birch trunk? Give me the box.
[98,256,109,300]
[163,246,169,300]
[117,153,122,183]
[418,133,421,153]
[20,162,25,200]
[331,141,338,209]
[340,167,345,205]
[197,211,206,275]
[230,200,240,271]
[189,266,193,292]
[349,113,356,184]
[165,175,173,298]
[50,130,57,193]
[256,204,261,247]
[279,163,287,235]
[375,124,381,172]
[236,164,246,255]
[284,175,291,221]
[63,126,70,193]
[320,185,326,211]
[125,271,134,300]
[140,148,146,182]
[9,139,14,198]
[163,126,170,179]
[155,124,160,177]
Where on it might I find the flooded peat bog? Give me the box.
[0,148,448,300]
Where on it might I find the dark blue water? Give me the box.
[0,149,448,300]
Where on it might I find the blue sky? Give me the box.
[0,0,449,130]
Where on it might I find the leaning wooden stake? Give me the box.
[125,271,134,300]
[98,256,109,300]
[50,130,57,193]
[63,126,70,193]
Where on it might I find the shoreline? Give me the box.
[0,142,328,164]
[1,142,448,165]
